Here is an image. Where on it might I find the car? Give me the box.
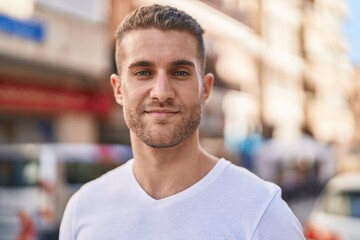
[304,171,360,240]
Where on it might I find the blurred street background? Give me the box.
[0,0,360,239]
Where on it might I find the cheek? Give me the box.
[123,80,150,95]
[121,94,135,109]
[121,86,145,108]
[181,85,202,101]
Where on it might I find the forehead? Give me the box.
[119,28,199,67]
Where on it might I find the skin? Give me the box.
[110,28,218,199]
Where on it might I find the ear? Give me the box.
[201,73,214,103]
[110,74,123,105]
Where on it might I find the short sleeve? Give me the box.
[252,191,305,240]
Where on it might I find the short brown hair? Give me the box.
[114,4,206,74]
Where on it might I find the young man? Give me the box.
[60,4,305,239]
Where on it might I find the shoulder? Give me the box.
[69,159,132,204]
[60,160,133,239]
[216,160,304,239]
[218,159,281,196]
[211,159,283,217]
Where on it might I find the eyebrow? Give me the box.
[171,60,195,68]
[128,60,154,69]
[128,60,195,70]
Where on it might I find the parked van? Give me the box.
[0,144,132,240]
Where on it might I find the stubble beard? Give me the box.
[124,101,202,148]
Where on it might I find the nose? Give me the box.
[150,73,175,102]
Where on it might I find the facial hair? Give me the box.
[124,99,201,148]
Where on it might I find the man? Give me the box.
[60,4,305,239]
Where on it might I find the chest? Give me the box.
[75,200,255,240]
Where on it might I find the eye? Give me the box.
[135,70,151,76]
[174,71,190,77]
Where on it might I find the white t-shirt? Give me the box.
[60,158,305,240]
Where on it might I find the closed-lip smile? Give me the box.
[145,109,179,118]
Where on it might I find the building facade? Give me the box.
[0,0,112,143]
[0,0,355,152]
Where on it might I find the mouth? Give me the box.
[144,109,180,119]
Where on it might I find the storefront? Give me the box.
[0,1,112,143]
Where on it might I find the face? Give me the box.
[111,28,213,148]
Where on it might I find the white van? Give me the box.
[0,144,132,240]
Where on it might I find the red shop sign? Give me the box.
[0,81,111,115]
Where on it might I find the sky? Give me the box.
[343,0,360,65]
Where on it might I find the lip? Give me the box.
[145,109,179,118]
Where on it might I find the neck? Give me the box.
[130,132,218,199]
